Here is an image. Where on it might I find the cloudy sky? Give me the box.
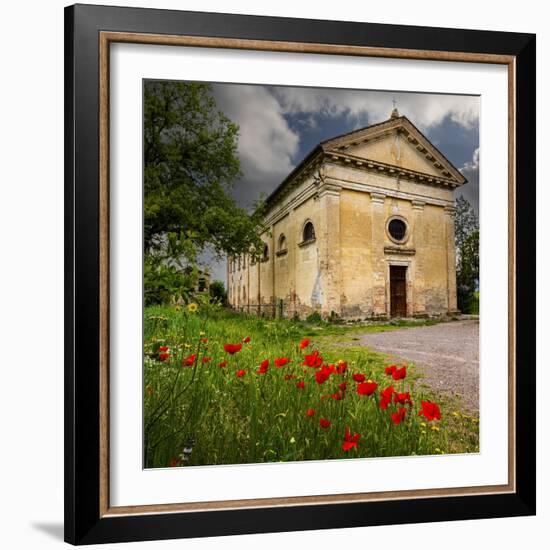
[203,83,479,283]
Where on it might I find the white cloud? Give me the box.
[461,147,479,172]
[213,85,300,205]
[273,87,479,131]
[458,147,480,215]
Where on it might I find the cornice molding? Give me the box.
[262,174,454,228]
[326,151,460,189]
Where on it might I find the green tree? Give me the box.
[209,280,227,305]
[144,81,264,302]
[454,196,478,253]
[454,196,479,313]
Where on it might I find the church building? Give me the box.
[227,109,467,319]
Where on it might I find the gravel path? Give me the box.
[358,320,479,413]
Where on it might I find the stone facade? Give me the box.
[227,111,466,319]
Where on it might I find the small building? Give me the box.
[227,109,467,319]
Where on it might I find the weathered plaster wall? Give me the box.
[228,150,460,319]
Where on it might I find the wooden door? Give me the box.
[390,266,407,317]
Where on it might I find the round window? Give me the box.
[388,219,407,241]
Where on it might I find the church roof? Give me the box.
[265,113,467,207]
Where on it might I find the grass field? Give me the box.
[144,303,479,468]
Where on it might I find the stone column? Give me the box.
[288,207,297,318]
[318,180,342,317]
[412,200,427,316]
[444,205,459,314]
[227,257,231,306]
[247,254,250,313]
[271,224,276,317]
[370,192,387,317]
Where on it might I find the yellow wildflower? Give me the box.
[187,303,198,313]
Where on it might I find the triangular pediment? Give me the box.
[321,116,466,185]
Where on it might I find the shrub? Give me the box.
[305,311,323,324]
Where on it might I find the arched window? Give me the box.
[278,234,287,251]
[303,221,316,242]
[262,243,269,262]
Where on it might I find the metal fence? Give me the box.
[233,300,285,318]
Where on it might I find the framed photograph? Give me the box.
[64,3,536,545]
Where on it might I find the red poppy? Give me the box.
[296,380,305,389]
[224,343,243,355]
[394,392,412,406]
[342,427,361,451]
[284,373,296,381]
[158,346,169,352]
[380,385,395,410]
[315,365,333,384]
[385,365,397,376]
[418,400,441,421]
[274,357,291,368]
[331,392,343,401]
[256,359,269,374]
[306,408,316,417]
[299,338,311,349]
[159,352,170,362]
[352,373,366,383]
[303,351,323,368]
[338,381,347,392]
[168,457,181,467]
[242,336,251,343]
[236,369,246,378]
[182,353,197,367]
[319,417,331,429]
[200,338,208,344]
[336,361,348,374]
[392,366,407,380]
[357,381,378,396]
[201,356,212,364]
[218,360,228,368]
[391,407,408,425]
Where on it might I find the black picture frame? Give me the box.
[65,3,536,545]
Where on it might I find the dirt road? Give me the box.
[359,320,479,412]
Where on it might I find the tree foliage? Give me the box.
[454,196,479,313]
[209,280,227,305]
[143,80,265,303]
[144,81,265,252]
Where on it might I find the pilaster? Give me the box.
[370,191,387,316]
[318,182,342,316]
[444,205,459,313]
[412,200,426,315]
